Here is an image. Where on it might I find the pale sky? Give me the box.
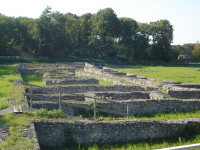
[0,0,199,45]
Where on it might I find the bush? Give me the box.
[24,108,66,118]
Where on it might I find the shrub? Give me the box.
[24,108,66,118]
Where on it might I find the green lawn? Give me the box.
[118,66,200,84]
[21,73,43,86]
[0,64,23,110]
[0,64,35,149]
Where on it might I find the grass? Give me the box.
[117,66,200,84]
[21,73,43,86]
[99,79,114,85]
[76,72,114,86]
[0,64,23,110]
[0,64,35,149]
[0,112,68,150]
[2,57,200,83]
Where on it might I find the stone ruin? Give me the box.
[15,62,200,147]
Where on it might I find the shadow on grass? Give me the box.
[1,58,200,67]
[0,65,15,76]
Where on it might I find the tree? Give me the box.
[118,18,137,60]
[89,8,120,58]
[147,20,173,61]
[181,43,195,55]
[192,42,200,61]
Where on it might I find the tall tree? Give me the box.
[147,20,173,61]
[118,17,137,59]
[89,8,120,58]
[37,6,53,57]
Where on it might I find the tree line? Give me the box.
[0,7,175,61]
[171,42,200,61]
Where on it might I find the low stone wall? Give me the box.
[19,68,37,74]
[19,62,84,69]
[79,67,154,86]
[30,101,90,115]
[27,123,40,150]
[163,83,200,99]
[34,118,200,147]
[84,66,127,77]
[85,62,105,68]
[19,68,75,75]
[31,94,85,101]
[26,85,146,95]
[77,70,129,85]
[29,99,200,116]
[35,70,75,77]
[92,91,163,100]
[175,83,200,89]
[77,70,154,86]
[168,91,200,99]
[44,78,99,86]
[85,92,151,100]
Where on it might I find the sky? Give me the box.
[0,0,199,45]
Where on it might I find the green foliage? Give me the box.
[171,43,195,60]
[24,108,66,118]
[0,7,175,61]
[89,8,120,59]
[145,20,174,61]
[192,43,200,61]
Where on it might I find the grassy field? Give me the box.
[117,66,200,84]
[1,58,200,150]
[21,73,43,86]
[0,64,35,149]
[1,57,200,84]
[0,64,23,110]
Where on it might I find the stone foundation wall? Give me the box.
[176,83,200,89]
[34,119,200,147]
[97,99,200,114]
[77,70,130,85]
[31,94,85,101]
[30,99,200,116]
[26,85,146,95]
[163,83,200,99]
[30,101,90,115]
[85,92,151,100]
[44,78,99,86]
[168,91,200,99]
[35,70,75,77]
[19,68,75,75]
[78,67,154,86]
[84,66,127,77]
